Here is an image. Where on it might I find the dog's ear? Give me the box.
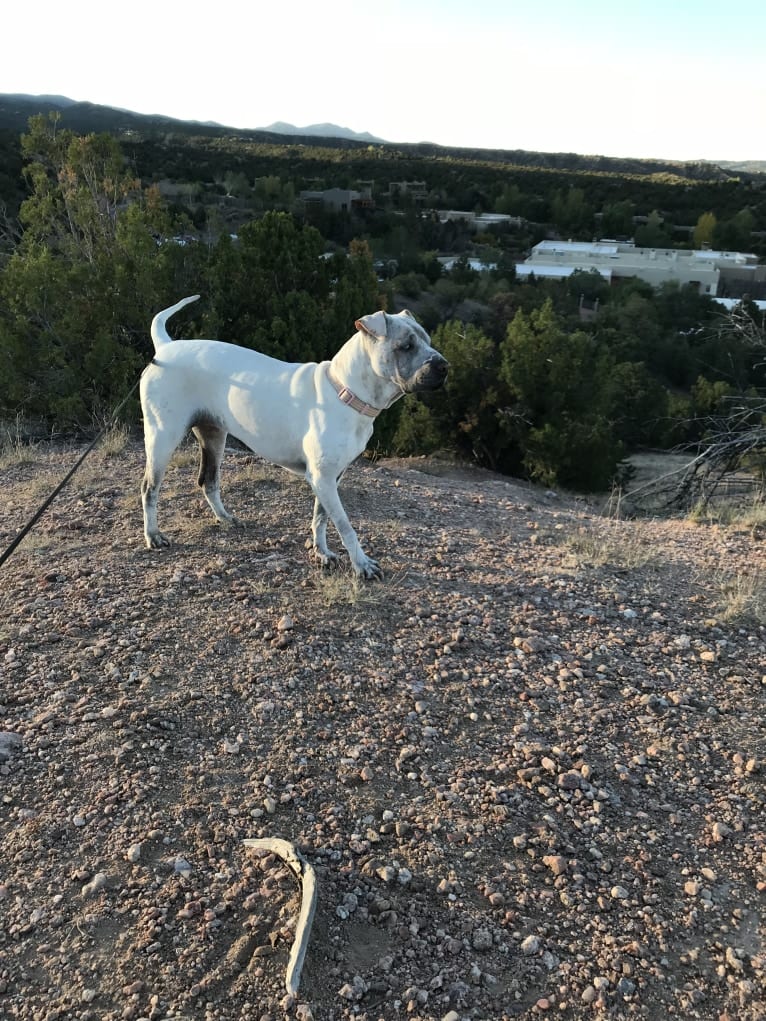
[397,309,417,320]
[355,311,388,341]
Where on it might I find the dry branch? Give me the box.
[243,837,318,997]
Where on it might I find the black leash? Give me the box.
[0,379,141,570]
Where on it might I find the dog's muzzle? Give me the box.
[408,354,449,392]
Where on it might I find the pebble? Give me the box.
[557,770,582,790]
[81,873,108,898]
[520,935,541,954]
[618,978,636,997]
[712,821,732,841]
[472,927,493,951]
[543,854,568,876]
[0,732,22,761]
[581,985,598,1004]
[173,857,192,876]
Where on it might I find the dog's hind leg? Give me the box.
[193,421,241,527]
[142,422,187,548]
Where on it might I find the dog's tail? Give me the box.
[150,294,200,351]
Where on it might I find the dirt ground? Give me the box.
[0,441,764,1021]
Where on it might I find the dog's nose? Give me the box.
[430,355,449,376]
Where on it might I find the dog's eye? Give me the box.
[400,341,414,353]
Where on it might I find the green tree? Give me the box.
[0,116,191,423]
[499,300,624,489]
[387,321,515,471]
[600,199,634,238]
[714,208,755,251]
[634,210,671,248]
[551,186,593,235]
[205,211,329,360]
[329,238,382,341]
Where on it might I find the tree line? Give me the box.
[1,115,764,493]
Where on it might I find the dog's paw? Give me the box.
[312,546,339,569]
[356,556,383,581]
[215,514,243,529]
[145,532,171,549]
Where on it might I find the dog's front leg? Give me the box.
[308,473,382,580]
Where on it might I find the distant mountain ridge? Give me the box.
[0,93,763,179]
[260,121,385,144]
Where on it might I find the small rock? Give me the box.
[557,770,582,790]
[0,732,22,761]
[520,934,541,954]
[618,978,636,997]
[515,635,546,654]
[81,873,108,898]
[471,927,493,951]
[543,854,568,876]
[174,857,192,876]
[581,985,598,1004]
[610,885,630,900]
[712,821,731,842]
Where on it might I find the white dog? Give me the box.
[140,295,448,578]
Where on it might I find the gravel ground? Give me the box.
[0,440,764,1021]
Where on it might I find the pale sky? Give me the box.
[2,0,764,162]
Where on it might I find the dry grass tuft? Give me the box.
[312,564,407,608]
[0,418,39,469]
[562,521,655,571]
[688,497,766,544]
[713,569,766,625]
[98,422,132,459]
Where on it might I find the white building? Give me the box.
[516,240,765,297]
[437,210,523,230]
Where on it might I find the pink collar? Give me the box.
[326,364,382,418]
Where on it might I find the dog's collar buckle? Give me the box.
[326,366,381,418]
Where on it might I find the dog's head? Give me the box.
[355,310,449,393]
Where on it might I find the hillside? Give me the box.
[0,440,764,1020]
[0,93,756,183]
